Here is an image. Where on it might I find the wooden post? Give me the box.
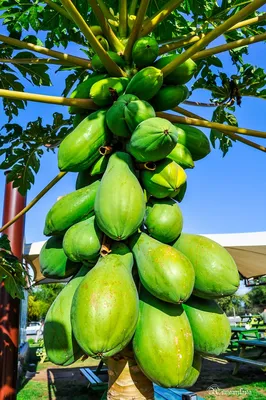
[0,172,26,400]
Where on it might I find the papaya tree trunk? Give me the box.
[107,348,154,399]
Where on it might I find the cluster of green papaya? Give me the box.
[41,36,240,388]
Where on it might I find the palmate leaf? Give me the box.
[0,113,72,194]
[0,235,27,299]
[210,106,238,156]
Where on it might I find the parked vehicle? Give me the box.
[26,321,42,335]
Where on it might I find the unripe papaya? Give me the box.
[90,77,129,106]
[183,297,231,356]
[43,266,87,366]
[72,113,87,128]
[154,55,197,85]
[173,233,240,298]
[180,353,202,388]
[95,152,145,240]
[151,85,189,111]
[58,110,110,172]
[141,159,187,198]
[132,36,159,68]
[127,117,178,162]
[167,143,194,169]
[96,35,109,51]
[44,180,100,236]
[145,198,183,243]
[172,181,187,203]
[68,73,107,114]
[91,51,125,72]
[40,236,81,279]
[63,216,103,264]
[129,232,195,304]
[124,99,156,132]
[125,67,163,100]
[133,288,193,387]
[71,243,139,358]
[106,94,139,138]
[75,156,109,190]
[90,25,103,36]
[174,124,211,161]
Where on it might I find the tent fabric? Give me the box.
[23,232,266,285]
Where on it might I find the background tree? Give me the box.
[27,283,64,321]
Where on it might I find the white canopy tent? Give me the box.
[23,231,266,285]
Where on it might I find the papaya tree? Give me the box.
[0,0,266,399]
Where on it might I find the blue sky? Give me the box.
[0,27,266,248]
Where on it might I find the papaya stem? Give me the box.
[60,0,126,77]
[97,0,116,20]
[135,162,156,171]
[100,235,113,257]
[159,13,266,54]
[192,32,266,61]
[88,0,125,52]
[140,0,184,37]
[0,172,67,234]
[123,0,150,61]
[43,0,72,20]
[174,106,266,153]
[158,111,266,139]
[0,57,73,65]
[119,0,128,38]
[161,0,266,78]
[129,0,138,15]
[99,145,113,155]
[0,89,99,109]
[0,34,92,69]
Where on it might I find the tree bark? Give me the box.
[107,348,154,399]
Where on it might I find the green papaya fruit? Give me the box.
[167,143,194,169]
[183,296,231,356]
[58,110,110,172]
[174,124,211,161]
[95,152,145,240]
[75,170,99,190]
[151,85,189,111]
[145,198,183,243]
[126,117,178,162]
[90,25,103,36]
[125,67,163,100]
[44,180,100,236]
[173,233,240,299]
[133,288,193,387]
[132,36,159,68]
[90,77,129,106]
[154,55,197,85]
[106,94,139,138]
[71,243,139,358]
[91,52,125,72]
[180,353,202,388]
[89,155,109,176]
[96,35,109,51]
[124,99,156,132]
[129,232,195,303]
[141,159,187,198]
[172,181,187,202]
[68,73,107,114]
[43,266,87,365]
[39,236,81,279]
[63,216,103,264]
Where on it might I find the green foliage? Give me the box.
[28,283,64,321]
[0,234,27,299]
[245,285,266,312]
[0,1,265,191]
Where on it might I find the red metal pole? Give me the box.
[0,173,26,400]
